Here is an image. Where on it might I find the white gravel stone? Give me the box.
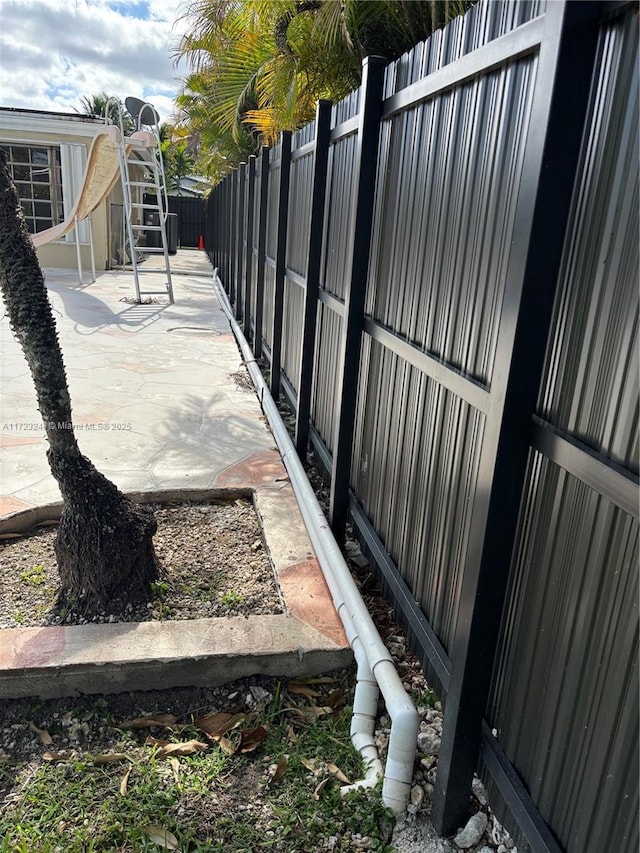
[417,728,441,754]
[249,685,272,704]
[453,812,488,849]
[472,775,489,805]
[410,785,425,808]
[492,818,515,848]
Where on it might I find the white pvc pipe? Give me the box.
[213,273,418,813]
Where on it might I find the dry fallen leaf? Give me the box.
[119,714,177,729]
[267,754,289,784]
[169,757,181,783]
[155,740,208,759]
[287,706,333,722]
[301,757,322,775]
[92,753,130,764]
[313,777,331,800]
[145,736,169,748]
[326,690,346,710]
[139,825,180,850]
[238,725,269,753]
[287,683,322,699]
[194,711,246,739]
[120,764,132,796]
[26,720,53,746]
[42,751,69,763]
[327,762,350,784]
[217,735,237,755]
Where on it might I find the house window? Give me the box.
[0,144,64,233]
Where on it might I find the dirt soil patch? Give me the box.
[0,499,284,629]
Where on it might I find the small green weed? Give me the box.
[414,685,438,708]
[150,579,170,598]
[220,590,245,607]
[20,564,46,587]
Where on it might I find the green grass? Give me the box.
[0,677,395,852]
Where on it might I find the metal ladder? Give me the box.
[109,98,174,303]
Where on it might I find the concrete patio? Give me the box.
[0,249,350,699]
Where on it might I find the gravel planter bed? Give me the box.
[0,499,284,629]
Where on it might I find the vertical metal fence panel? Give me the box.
[309,95,361,454]
[367,57,538,383]
[270,132,292,398]
[247,154,261,339]
[321,134,359,302]
[487,456,639,853]
[539,11,639,474]
[263,268,275,355]
[352,37,540,686]
[243,156,256,340]
[281,282,305,396]
[296,101,332,458]
[329,57,387,537]
[333,86,361,123]
[236,163,247,321]
[485,7,640,852]
[261,144,281,358]
[287,123,316,276]
[227,170,240,309]
[310,303,343,455]
[352,337,485,656]
[254,146,270,359]
[281,124,316,394]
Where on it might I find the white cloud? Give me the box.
[0,0,191,123]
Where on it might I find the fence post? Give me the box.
[229,171,238,303]
[270,131,292,399]
[223,179,229,284]
[295,100,332,459]
[218,181,225,282]
[235,163,246,321]
[431,0,603,839]
[328,56,387,540]
[254,146,270,360]
[244,156,256,341]
[205,191,214,267]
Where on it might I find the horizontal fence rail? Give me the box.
[207,2,639,852]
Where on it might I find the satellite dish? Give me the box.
[125,96,160,128]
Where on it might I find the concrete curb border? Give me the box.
[0,479,351,700]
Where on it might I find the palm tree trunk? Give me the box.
[0,150,159,610]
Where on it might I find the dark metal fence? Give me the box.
[144,194,206,248]
[205,2,639,851]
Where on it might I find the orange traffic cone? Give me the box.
[198,234,205,250]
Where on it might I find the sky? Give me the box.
[0,0,192,124]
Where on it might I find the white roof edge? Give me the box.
[0,109,106,139]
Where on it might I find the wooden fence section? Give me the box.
[205,2,639,851]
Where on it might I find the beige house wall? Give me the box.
[0,111,114,272]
